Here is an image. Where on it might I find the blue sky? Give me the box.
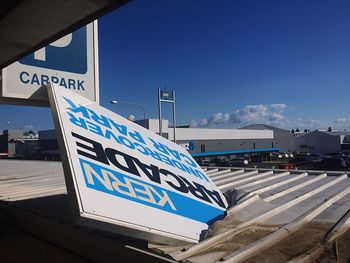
[1,0,350,131]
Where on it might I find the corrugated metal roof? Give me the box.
[0,160,175,263]
[150,167,350,263]
[240,124,289,132]
[0,160,349,262]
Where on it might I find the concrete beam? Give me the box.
[0,0,130,69]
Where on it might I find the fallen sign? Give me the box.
[47,82,227,244]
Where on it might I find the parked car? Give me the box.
[281,152,290,158]
[211,158,230,167]
[270,152,283,159]
[289,156,319,168]
[229,158,249,167]
[278,163,296,170]
[0,152,8,159]
[199,160,215,166]
[294,153,323,161]
[325,152,344,157]
[315,157,348,170]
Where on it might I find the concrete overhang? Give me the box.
[0,0,130,69]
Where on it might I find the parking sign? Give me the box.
[1,21,98,105]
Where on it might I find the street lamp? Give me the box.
[110,100,147,128]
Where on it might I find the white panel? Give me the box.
[1,21,99,106]
[47,83,227,243]
[174,128,273,141]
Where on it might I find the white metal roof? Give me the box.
[0,160,67,201]
[150,167,350,263]
[0,159,175,262]
[0,160,349,262]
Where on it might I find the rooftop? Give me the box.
[152,167,350,262]
[0,160,349,262]
[240,124,289,132]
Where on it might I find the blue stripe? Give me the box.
[191,148,281,157]
[79,159,225,224]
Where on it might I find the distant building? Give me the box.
[0,129,38,158]
[240,124,292,152]
[136,119,283,158]
[290,130,350,154]
[38,129,60,160]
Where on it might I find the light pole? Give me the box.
[110,100,147,128]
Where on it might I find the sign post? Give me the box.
[48,83,227,244]
[158,88,176,142]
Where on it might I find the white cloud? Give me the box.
[190,103,288,127]
[268,112,285,122]
[334,118,349,124]
[190,104,350,131]
[208,112,230,125]
[288,117,350,131]
[270,103,287,111]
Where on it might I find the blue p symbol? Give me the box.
[19,26,87,74]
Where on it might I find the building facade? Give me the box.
[136,119,290,158]
[0,129,38,158]
[290,130,350,154]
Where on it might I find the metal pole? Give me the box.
[158,88,162,137]
[172,91,176,143]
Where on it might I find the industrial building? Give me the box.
[290,130,350,154]
[136,119,290,158]
[0,129,38,158]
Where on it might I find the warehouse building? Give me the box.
[290,130,350,154]
[136,119,290,158]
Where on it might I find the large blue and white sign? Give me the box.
[47,83,227,243]
[1,22,98,105]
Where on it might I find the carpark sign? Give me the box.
[1,22,98,106]
[47,83,227,243]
